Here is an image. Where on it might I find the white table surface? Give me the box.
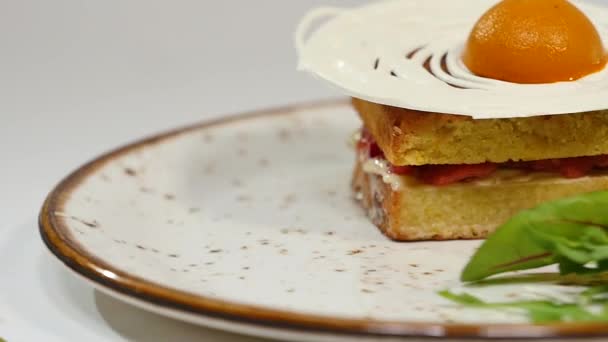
[1,0,607,341]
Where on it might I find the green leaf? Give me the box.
[439,290,608,323]
[599,260,608,272]
[461,191,608,282]
[528,224,608,266]
[579,285,608,304]
[558,258,593,275]
[438,290,486,305]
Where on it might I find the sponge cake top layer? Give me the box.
[353,98,608,166]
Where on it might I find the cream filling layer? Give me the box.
[362,157,608,192]
[362,158,403,191]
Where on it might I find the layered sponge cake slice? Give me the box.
[351,98,608,241]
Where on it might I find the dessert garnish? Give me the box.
[464,0,607,84]
[296,0,608,117]
[441,190,608,323]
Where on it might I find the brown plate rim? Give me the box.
[39,99,608,340]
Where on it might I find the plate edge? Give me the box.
[37,99,608,340]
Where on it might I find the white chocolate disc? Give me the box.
[295,0,608,118]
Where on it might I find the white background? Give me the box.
[0,0,606,341]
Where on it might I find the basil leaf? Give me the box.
[527,223,608,274]
[439,290,608,323]
[579,285,608,304]
[558,258,594,275]
[461,191,608,282]
[438,290,486,305]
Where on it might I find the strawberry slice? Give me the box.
[390,165,415,175]
[594,155,608,168]
[559,157,595,178]
[357,128,384,159]
[529,159,561,172]
[418,163,498,186]
[368,142,383,158]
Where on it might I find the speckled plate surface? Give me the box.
[40,101,608,341]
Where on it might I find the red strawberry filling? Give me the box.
[357,128,608,186]
[417,163,498,186]
[357,128,384,158]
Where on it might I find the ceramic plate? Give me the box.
[39,101,608,341]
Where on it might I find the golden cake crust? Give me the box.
[352,98,608,166]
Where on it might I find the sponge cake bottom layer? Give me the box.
[352,156,608,241]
